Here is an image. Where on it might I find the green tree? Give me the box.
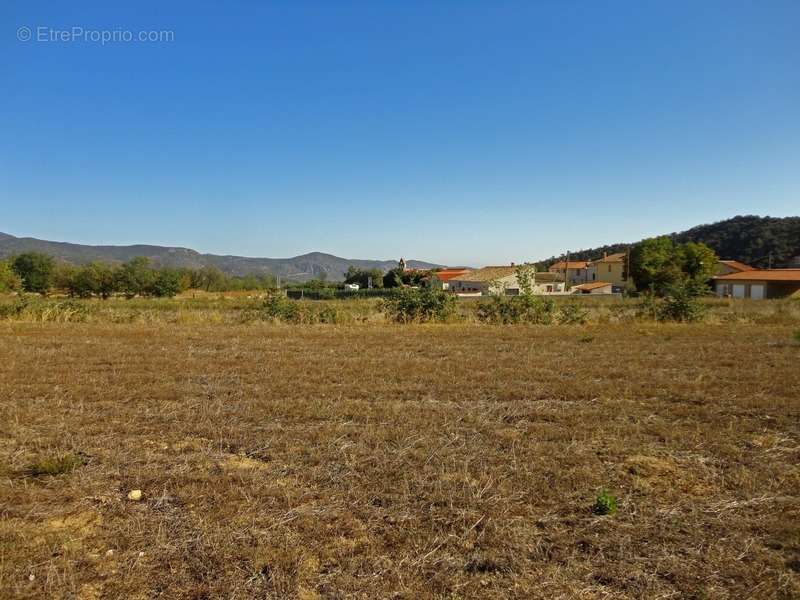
[629,237,682,293]
[85,262,118,299]
[0,260,23,292]
[515,263,537,297]
[116,257,155,298]
[197,265,225,291]
[678,242,717,282]
[150,269,184,297]
[11,252,55,294]
[53,263,79,295]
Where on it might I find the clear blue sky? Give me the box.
[2,1,798,266]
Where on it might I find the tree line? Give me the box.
[0,252,276,298]
[539,215,799,271]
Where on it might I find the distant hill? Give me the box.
[538,215,800,269]
[0,233,442,282]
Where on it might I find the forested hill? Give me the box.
[539,215,800,268]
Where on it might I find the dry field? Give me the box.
[1,319,799,599]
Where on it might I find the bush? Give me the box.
[476,295,556,325]
[260,292,300,322]
[658,283,707,322]
[27,453,85,476]
[380,288,457,323]
[317,305,340,324]
[593,489,618,515]
[558,301,589,325]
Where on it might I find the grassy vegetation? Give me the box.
[1,292,799,326]
[26,454,86,477]
[0,297,799,598]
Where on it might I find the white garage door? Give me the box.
[732,284,746,298]
[750,284,764,300]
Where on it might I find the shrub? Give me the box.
[380,288,457,323]
[27,453,85,476]
[593,489,618,515]
[260,292,300,322]
[476,295,556,325]
[317,305,340,324]
[658,283,707,322]
[558,301,589,325]
[793,330,800,345]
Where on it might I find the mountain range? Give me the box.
[2,215,798,280]
[0,232,440,282]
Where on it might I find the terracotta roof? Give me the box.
[451,266,518,282]
[714,269,800,282]
[589,253,626,264]
[574,281,612,291]
[549,261,588,271]
[432,269,470,282]
[718,260,756,272]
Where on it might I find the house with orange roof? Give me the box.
[572,281,613,294]
[713,269,800,299]
[586,252,628,287]
[548,260,589,285]
[428,268,470,291]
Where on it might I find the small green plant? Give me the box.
[316,305,340,324]
[476,294,557,324]
[27,453,85,476]
[792,330,800,345]
[380,288,457,323]
[558,301,589,325]
[658,292,705,322]
[593,489,618,515]
[260,292,300,322]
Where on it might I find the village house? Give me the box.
[548,260,588,285]
[427,268,470,291]
[713,269,800,299]
[586,252,628,287]
[449,266,565,296]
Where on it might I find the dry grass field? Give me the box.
[1,314,799,598]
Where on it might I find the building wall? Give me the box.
[450,274,565,295]
[587,261,626,285]
[715,280,800,299]
[549,266,588,284]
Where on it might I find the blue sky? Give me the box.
[2,1,798,266]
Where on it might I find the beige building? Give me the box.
[427,268,470,291]
[586,252,628,286]
[449,266,565,296]
[548,261,589,285]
